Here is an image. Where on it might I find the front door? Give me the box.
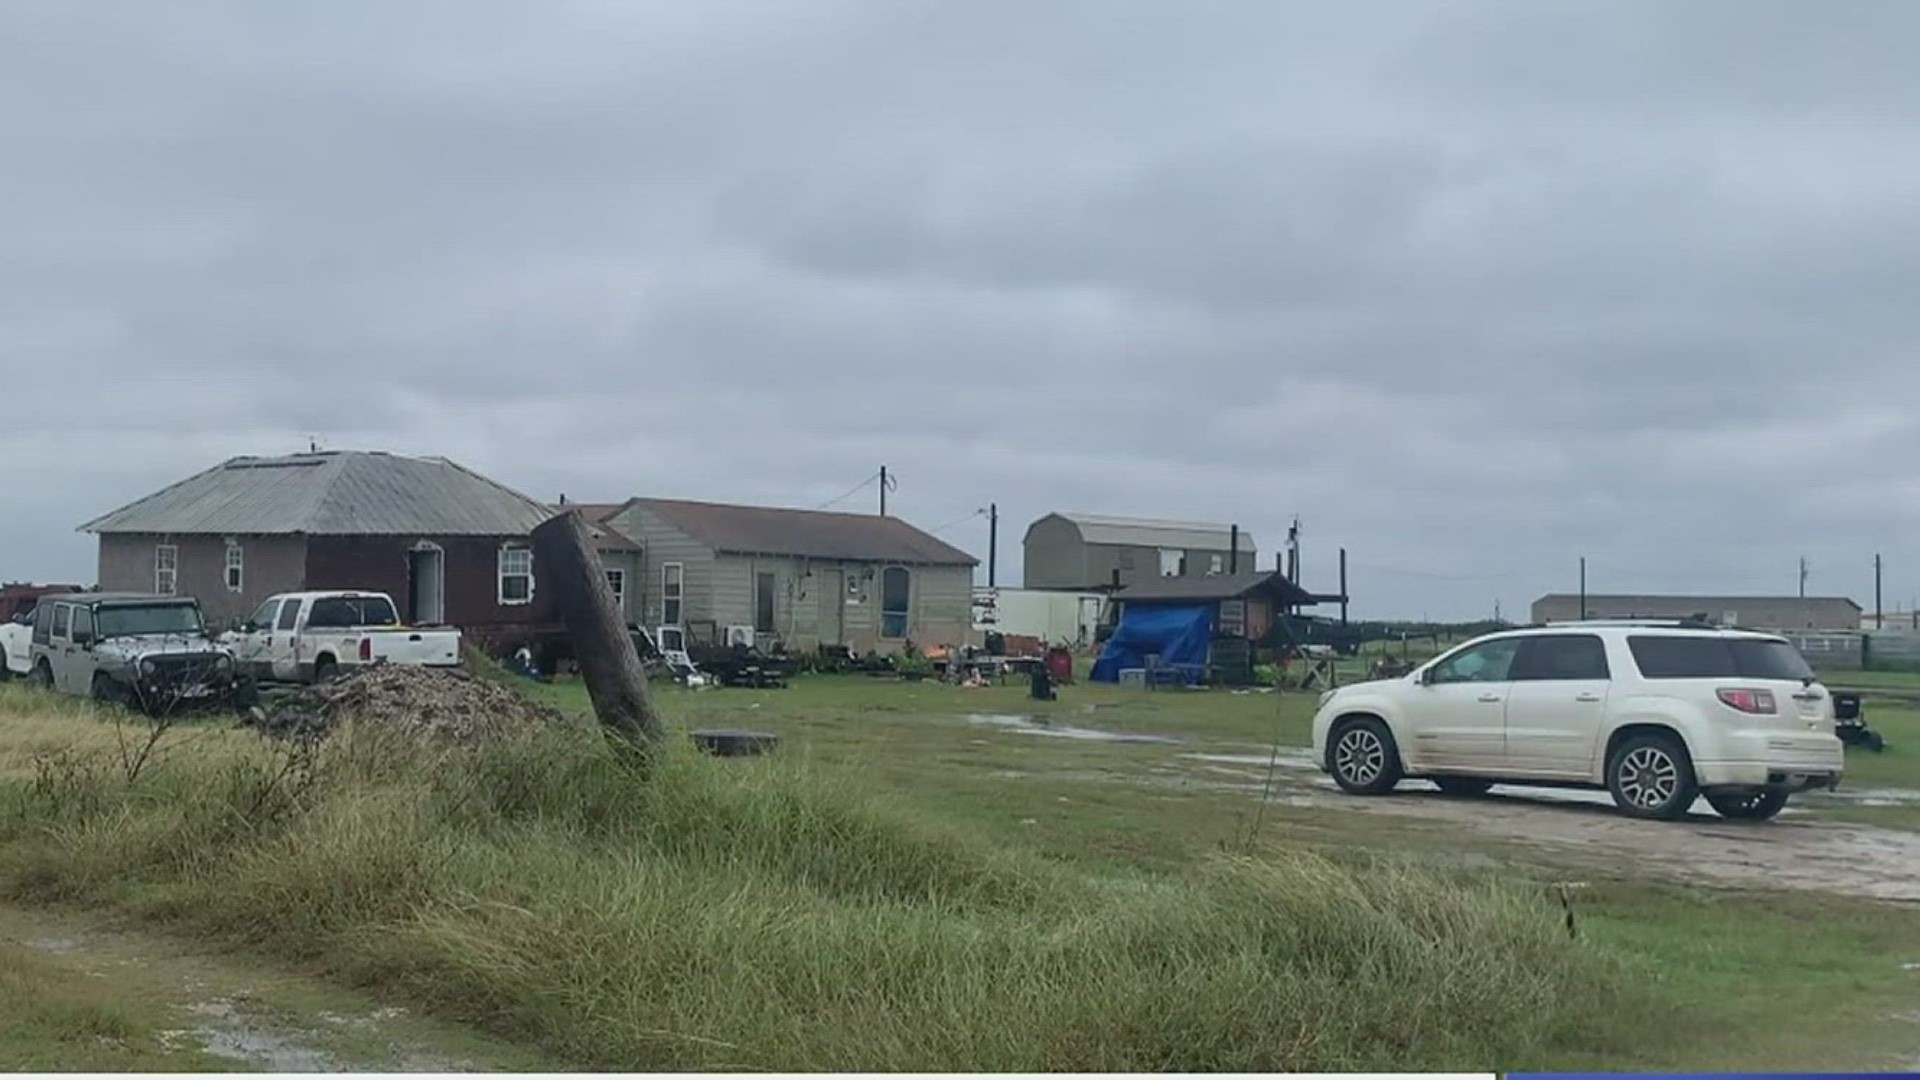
[268,598,304,682]
[817,569,845,646]
[1409,637,1523,768]
[1502,633,1613,778]
[230,598,282,681]
[408,545,446,625]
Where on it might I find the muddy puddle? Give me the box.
[966,714,1185,746]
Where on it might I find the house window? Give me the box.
[1159,549,1185,577]
[225,542,244,593]
[881,566,910,639]
[755,571,776,634]
[154,544,178,595]
[661,562,684,625]
[498,545,534,605]
[604,568,626,609]
[1209,554,1224,576]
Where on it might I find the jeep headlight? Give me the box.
[140,659,157,676]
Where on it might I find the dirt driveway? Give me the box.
[1178,747,1920,901]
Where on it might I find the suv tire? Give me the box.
[90,672,124,706]
[26,662,52,691]
[1327,716,1404,795]
[1706,789,1789,822]
[1434,777,1494,797]
[1607,731,1699,820]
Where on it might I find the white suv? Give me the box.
[1310,621,1843,821]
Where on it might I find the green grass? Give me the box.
[6,673,1920,1070]
[0,685,1655,1072]
[0,945,229,1071]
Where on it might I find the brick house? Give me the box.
[78,451,562,648]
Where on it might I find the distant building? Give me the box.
[1023,512,1257,591]
[1529,594,1862,631]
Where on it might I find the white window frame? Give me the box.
[498,544,534,606]
[1159,548,1185,577]
[661,562,684,626]
[1209,554,1224,576]
[880,565,911,640]
[155,544,178,596]
[604,568,626,609]
[224,541,244,593]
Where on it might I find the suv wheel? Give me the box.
[90,672,124,706]
[1706,789,1789,822]
[1434,777,1494,797]
[1328,717,1404,795]
[26,662,52,691]
[1607,732,1699,820]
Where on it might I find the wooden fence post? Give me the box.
[532,510,665,753]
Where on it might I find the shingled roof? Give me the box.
[79,451,554,536]
[637,498,977,566]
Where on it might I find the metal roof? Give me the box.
[1114,571,1315,606]
[1042,512,1256,552]
[80,452,554,537]
[1534,593,1862,611]
[638,499,977,566]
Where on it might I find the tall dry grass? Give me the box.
[0,684,1655,1070]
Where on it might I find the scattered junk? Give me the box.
[690,729,780,757]
[678,621,789,688]
[1832,691,1887,752]
[245,663,570,744]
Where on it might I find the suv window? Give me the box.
[31,603,52,645]
[1627,635,1816,681]
[1512,634,1610,681]
[50,605,70,641]
[70,606,93,642]
[1429,638,1522,684]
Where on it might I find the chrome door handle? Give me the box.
[1576,693,1602,702]
[1478,693,1502,702]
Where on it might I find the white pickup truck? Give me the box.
[220,591,461,684]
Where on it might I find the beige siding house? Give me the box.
[576,498,977,655]
[1023,513,1257,591]
[1529,594,1863,630]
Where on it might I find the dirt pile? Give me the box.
[246,664,571,743]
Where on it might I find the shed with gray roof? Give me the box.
[79,451,562,638]
[1023,511,1258,591]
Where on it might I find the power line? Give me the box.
[814,472,880,511]
[926,508,988,535]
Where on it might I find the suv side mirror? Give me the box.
[1417,667,1436,685]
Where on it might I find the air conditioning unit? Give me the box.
[725,625,756,648]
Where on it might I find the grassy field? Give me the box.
[1,668,1919,1070]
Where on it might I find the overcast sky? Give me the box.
[5,0,1919,620]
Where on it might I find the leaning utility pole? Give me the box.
[532,510,665,755]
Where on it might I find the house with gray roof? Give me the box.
[575,498,978,654]
[1023,512,1258,591]
[79,451,562,642]
[1529,593,1863,631]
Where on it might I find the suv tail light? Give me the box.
[1717,687,1777,714]
[358,638,372,662]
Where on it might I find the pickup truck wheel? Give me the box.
[313,657,338,683]
[1434,777,1495,797]
[1327,716,1404,795]
[1606,732,1699,821]
[1706,789,1789,821]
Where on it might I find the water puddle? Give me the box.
[1800,786,1920,808]
[172,1000,343,1073]
[1181,751,1320,772]
[966,714,1185,746]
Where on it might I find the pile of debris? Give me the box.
[244,663,572,744]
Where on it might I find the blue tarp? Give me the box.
[1090,603,1215,683]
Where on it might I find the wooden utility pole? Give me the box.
[1799,556,1808,598]
[988,503,998,587]
[878,466,890,516]
[1579,557,1587,620]
[1876,553,1884,629]
[1339,546,1348,625]
[532,510,664,753]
